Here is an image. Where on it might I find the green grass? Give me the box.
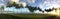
[0,14,59,19]
[9,14,56,19]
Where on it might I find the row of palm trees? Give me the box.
[27,6,55,13]
[7,2,23,8]
[6,2,55,13]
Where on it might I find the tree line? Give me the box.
[6,2,55,13]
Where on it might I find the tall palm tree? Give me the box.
[19,4,23,8]
[15,4,20,9]
[26,5,37,13]
[38,7,42,11]
[15,4,24,9]
[7,2,12,7]
[37,7,44,13]
[12,2,17,6]
[27,6,34,12]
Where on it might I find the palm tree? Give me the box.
[45,7,55,12]
[26,5,38,13]
[37,7,44,13]
[15,4,20,9]
[1,5,4,9]
[12,2,17,6]
[45,8,54,12]
[15,4,23,9]
[26,5,33,12]
[27,6,34,12]
[38,7,42,11]
[7,2,12,7]
[20,4,23,8]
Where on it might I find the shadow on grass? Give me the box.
[44,16,57,19]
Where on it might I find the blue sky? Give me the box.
[0,0,60,8]
[0,0,41,6]
[19,0,42,7]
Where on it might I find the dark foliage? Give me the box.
[6,2,12,7]
[27,6,34,12]
[12,2,17,6]
[37,7,42,11]
[15,4,20,9]
[26,5,38,12]
[45,8,54,12]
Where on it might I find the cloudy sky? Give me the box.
[0,0,60,8]
[0,0,60,13]
[38,0,60,10]
[21,0,60,10]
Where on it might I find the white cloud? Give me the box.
[10,0,19,4]
[34,10,42,14]
[19,2,27,8]
[38,0,60,10]
[45,0,60,8]
[47,10,56,14]
[1,0,4,2]
[27,0,35,3]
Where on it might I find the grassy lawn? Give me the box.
[0,14,60,19]
[8,14,58,19]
